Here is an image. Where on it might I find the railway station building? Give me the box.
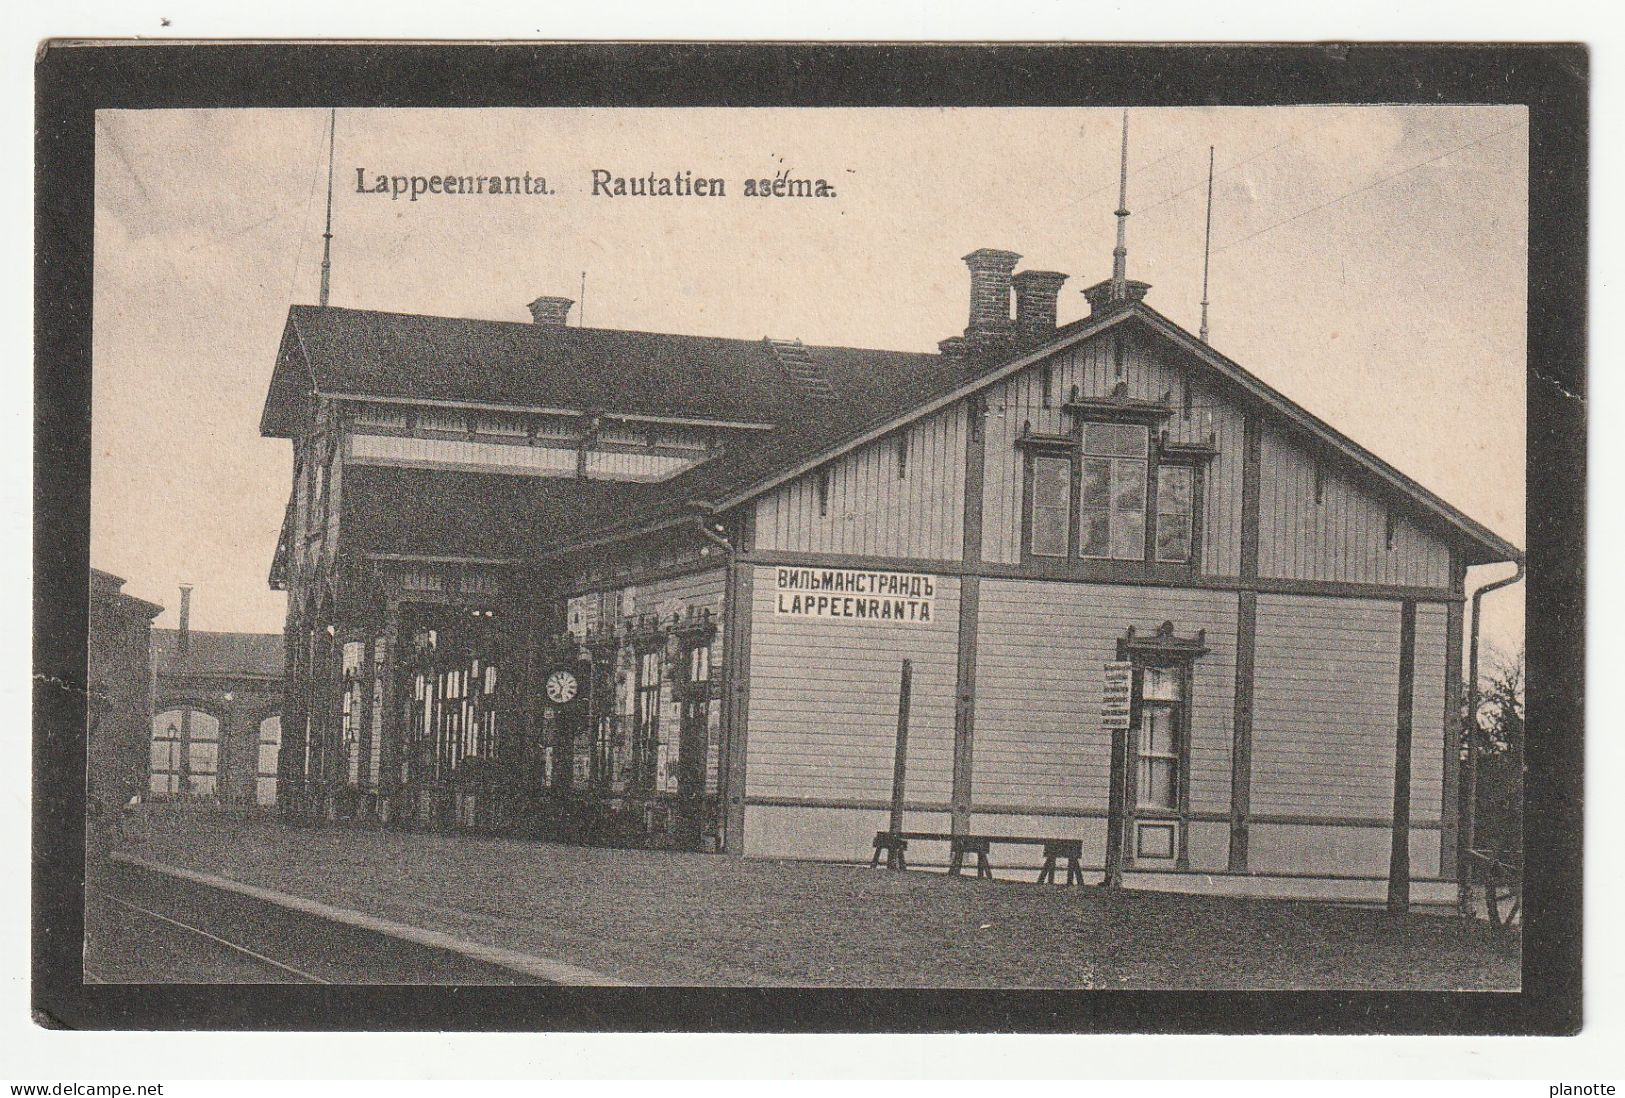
[259,247,1519,902]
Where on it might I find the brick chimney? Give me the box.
[938,248,1023,361]
[1082,278,1151,317]
[962,249,1021,335]
[177,584,192,665]
[526,296,574,327]
[1012,270,1069,344]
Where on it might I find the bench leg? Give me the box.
[893,847,906,871]
[949,850,963,877]
[870,846,883,868]
[977,852,992,879]
[1066,858,1083,886]
[1038,856,1056,885]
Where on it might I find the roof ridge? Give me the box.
[291,303,928,358]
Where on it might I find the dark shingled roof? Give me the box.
[341,465,673,560]
[261,304,963,558]
[260,301,1519,568]
[154,630,284,678]
[261,305,946,437]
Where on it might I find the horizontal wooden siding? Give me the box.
[972,580,1237,816]
[1250,595,1401,819]
[745,565,960,804]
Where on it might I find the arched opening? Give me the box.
[150,708,222,800]
[256,715,281,807]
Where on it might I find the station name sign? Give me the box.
[1101,661,1133,731]
[773,567,936,623]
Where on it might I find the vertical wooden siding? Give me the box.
[978,334,1246,572]
[1409,602,1448,823]
[972,580,1237,816]
[752,405,966,560]
[1257,424,1452,587]
[745,566,960,803]
[1251,595,1402,819]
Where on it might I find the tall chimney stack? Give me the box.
[526,296,574,327]
[962,249,1022,336]
[177,584,192,666]
[1012,270,1069,344]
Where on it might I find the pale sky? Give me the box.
[91,105,1527,659]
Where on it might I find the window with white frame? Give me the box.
[1134,663,1184,811]
[1080,423,1149,560]
[1029,453,1072,557]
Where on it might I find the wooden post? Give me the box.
[888,659,912,838]
[1388,600,1418,915]
[1104,719,1127,887]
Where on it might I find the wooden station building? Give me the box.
[260,248,1519,901]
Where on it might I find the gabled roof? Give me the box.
[154,629,284,679]
[262,299,1519,570]
[90,569,164,619]
[543,303,1520,568]
[259,305,942,438]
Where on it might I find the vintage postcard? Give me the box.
[38,42,1581,1034]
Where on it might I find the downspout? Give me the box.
[1460,555,1526,911]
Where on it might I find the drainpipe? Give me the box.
[1460,555,1525,912]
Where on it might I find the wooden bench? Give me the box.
[871,831,1088,885]
[948,836,993,879]
[869,831,908,870]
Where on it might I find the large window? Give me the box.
[1029,454,1072,557]
[1022,418,1205,566]
[1080,423,1149,560]
[634,649,663,792]
[150,708,220,799]
[256,715,281,806]
[341,642,365,788]
[406,618,502,786]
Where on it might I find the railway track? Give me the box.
[83,859,560,984]
[86,883,330,983]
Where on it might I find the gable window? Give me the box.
[1079,423,1149,560]
[1017,393,1212,569]
[1154,465,1194,563]
[1028,453,1072,557]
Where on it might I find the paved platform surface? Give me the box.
[117,812,1520,989]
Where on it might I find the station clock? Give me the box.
[544,666,581,706]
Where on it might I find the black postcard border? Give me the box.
[34,41,1586,1037]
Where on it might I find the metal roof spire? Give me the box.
[1111,110,1130,301]
[1200,144,1214,343]
[319,109,335,308]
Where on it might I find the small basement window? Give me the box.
[896,433,908,480]
[817,469,831,516]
